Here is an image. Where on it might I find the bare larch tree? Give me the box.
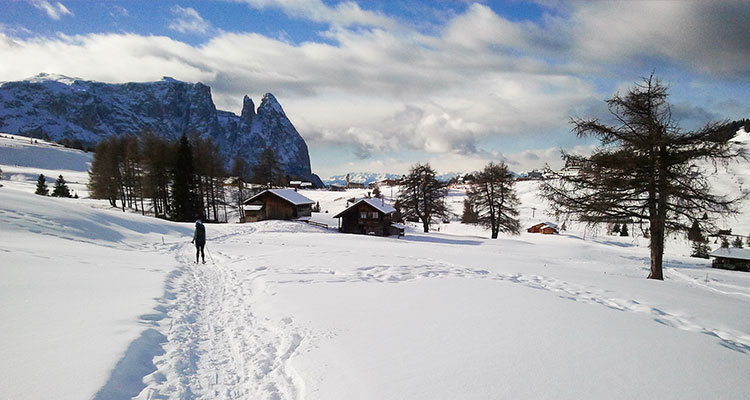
[467,162,521,238]
[541,74,745,280]
[397,163,451,233]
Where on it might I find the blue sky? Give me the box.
[1,0,749,177]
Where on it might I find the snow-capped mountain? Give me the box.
[0,73,322,186]
[324,171,466,186]
[324,172,403,186]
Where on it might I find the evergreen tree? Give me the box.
[312,201,321,212]
[35,174,49,196]
[691,239,711,259]
[612,223,621,234]
[620,223,629,237]
[372,186,382,199]
[732,236,744,248]
[170,134,202,222]
[721,236,730,248]
[541,74,746,280]
[51,174,71,197]
[687,220,704,242]
[466,162,520,238]
[396,163,451,232]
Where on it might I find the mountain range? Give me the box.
[0,73,323,187]
[323,171,463,186]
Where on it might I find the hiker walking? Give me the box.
[192,219,206,264]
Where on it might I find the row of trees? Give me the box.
[88,132,225,221]
[396,162,521,237]
[88,132,287,222]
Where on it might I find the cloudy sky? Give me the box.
[1,0,749,178]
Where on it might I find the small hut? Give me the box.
[241,188,314,222]
[709,247,750,272]
[334,198,403,236]
[527,222,559,234]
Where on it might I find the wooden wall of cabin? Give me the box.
[261,194,295,220]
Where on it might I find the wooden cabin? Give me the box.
[709,247,750,272]
[241,188,314,222]
[527,222,559,234]
[334,198,403,236]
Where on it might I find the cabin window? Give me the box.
[360,211,367,219]
[371,212,379,219]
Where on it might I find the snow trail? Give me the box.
[134,222,750,399]
[141,227,305,400]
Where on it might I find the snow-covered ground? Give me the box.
[2,133,750,399]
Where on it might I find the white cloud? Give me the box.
[562,1,750,77]
[169,6,211,35]
[1,1,748,175]
[110,5,129,18]
[231,0,397,29]
[29,1,73,20]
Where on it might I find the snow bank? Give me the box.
[0,188,192,400]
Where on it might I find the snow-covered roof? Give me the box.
[709,247,750,261]
[333,198,396,218]
[531,222,559,230]
[247,188,315,206]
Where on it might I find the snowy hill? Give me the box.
[2,130,750,399]
[0,73,323,186]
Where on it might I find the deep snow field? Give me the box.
[2,133,750,399]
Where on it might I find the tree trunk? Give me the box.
[648,219,665,280]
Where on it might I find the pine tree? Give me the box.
[541,74,746,280]
[732,236,744,248]
[612,223,621,234]
[721,236,730,248]
[372,186,382,198]
[691,239,711,259]
[687,220,703,242]
[170,134,202,222]
[35,174,49,196]
[51,174,71,197]
[620,224,629,237]
[466,162,520,238]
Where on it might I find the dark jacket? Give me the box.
[193,223,206,246]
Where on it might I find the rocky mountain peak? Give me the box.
[259,93,285,115]
[241,95,255,121]
[0,75,324,187]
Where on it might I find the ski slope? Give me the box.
[2,133,750,399]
